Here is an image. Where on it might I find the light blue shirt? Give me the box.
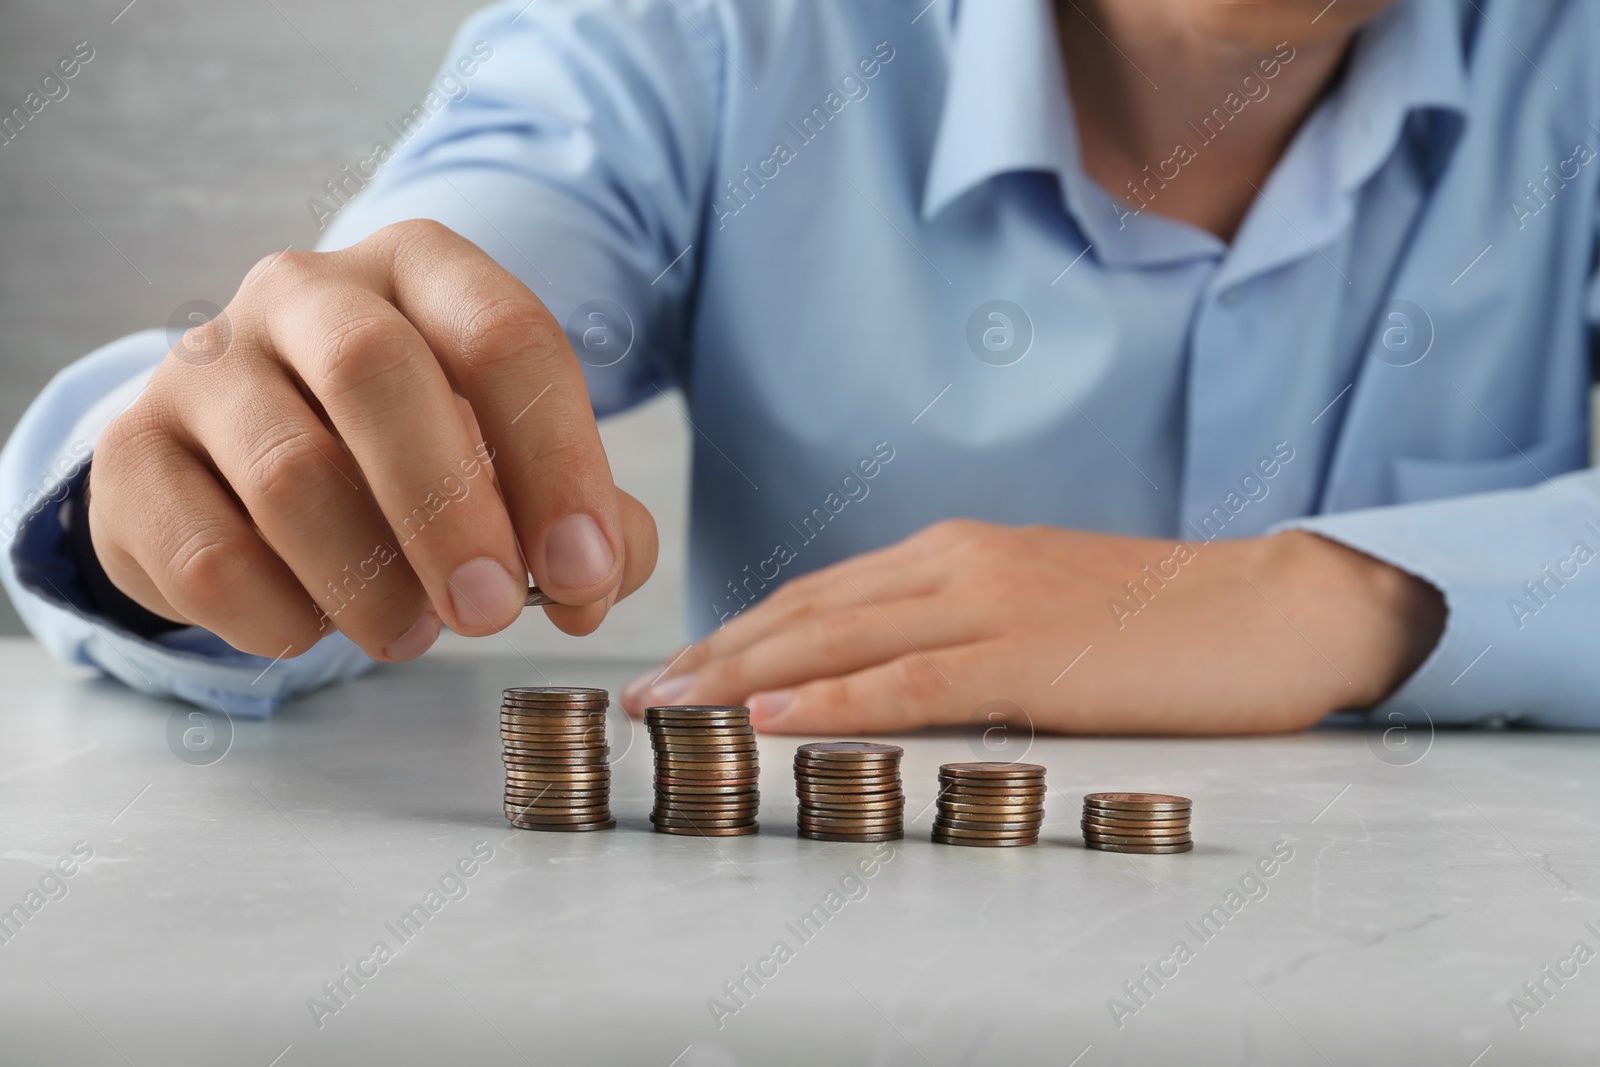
[6,0,1600,726]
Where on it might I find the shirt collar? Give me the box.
[920,0,1471,247]
[1322,0,1470,195]
[1214,0,1470,289]
[920,0,1078,223]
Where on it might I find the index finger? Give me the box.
[357,220,625,606]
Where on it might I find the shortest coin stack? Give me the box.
[647,705,760,836]
[1081,792,1192,853]
[932,763,1046,847]
[795,743,905,842]
[502,687,614,832]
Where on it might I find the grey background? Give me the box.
[0,0,690,658]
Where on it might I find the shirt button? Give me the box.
[1219,288,1243,307]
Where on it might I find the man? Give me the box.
[3,0,1596,734]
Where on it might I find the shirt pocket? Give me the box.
[1388,426,1590,505]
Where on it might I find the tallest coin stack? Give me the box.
[501,687,615,831]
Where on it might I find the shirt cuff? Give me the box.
[9,452,375,718]
[1272,470,1600,729]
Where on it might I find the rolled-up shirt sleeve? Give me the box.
[1274,470,1600,728]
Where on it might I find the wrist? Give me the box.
[1259,530,1447,711]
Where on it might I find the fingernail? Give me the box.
[750,689,796,725]
[447,558,523,631]
[644,671,695,707]
[382,611,440,661]
[544,513,615,589]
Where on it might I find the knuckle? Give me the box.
[164,525,246,612]
[695,655,748,699]
[316,312,414,392]
[243,248,320,293]
[456,296,548,371]
[768,572,825,613]
[804,675,852,714]
[373,217,456,255]
[97,405,166,469]
[917,518,979,550]
[239,430,334,513]
[815,609,867,656]
[885,653,943,704]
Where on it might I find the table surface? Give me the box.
[1,638,1596,1066]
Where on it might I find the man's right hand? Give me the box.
[88,219,658,661]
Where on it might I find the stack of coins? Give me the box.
[646,705,760,836]
[932,763,1046,847]
[1081,792,1192,853]
[794,742,905,842]
[501,686,614,832]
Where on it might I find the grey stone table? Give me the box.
[1,637,1596,1066]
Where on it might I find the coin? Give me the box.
[930,832,1039,848]
[645,705,750,721]
[506,800,612,815]
[796,825,908,838]
[508,818,618,832]
[796,771,904,786]
[1084,840,1194,854]
[650,805,754,819]
[933,818,1042,835]
[1084,833,1193,847]
[796,778,904,793]
[1083,792,1191,812]
[503,757,612,770]
[653,795,761,809]
[500,716,606,728]
[650,813,757,828]
[799,830,904,843]
[648,726,755,738]
[501,724,606,735]
[800,798,905,814]
[504,767,610,779]
[940,762,1046,780]
[940,800,1044,816]
[505,807,614,822]
[504,685,608,699]
[800,815,902,828]
[938,780,1047,795]
[931,820,1041,837]
[501,781,609,795]
[653,736,758,749]
[941,809,1044,825]
[501,716,607,728]
[653,824,760,837]
[796,742,903,760]
[653,768,761,782]
[503,785,609,798]
[653,754,760,768]
[650,748,758,762]
[795,765,899,778]
[1081,816,1190,833]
